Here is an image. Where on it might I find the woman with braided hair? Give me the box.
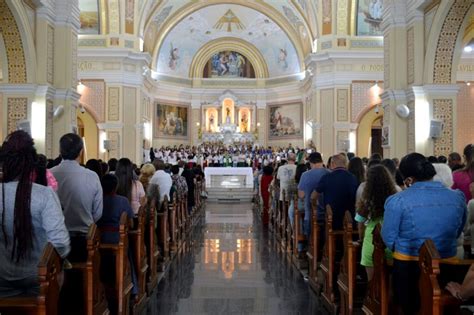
[0,130,70,297]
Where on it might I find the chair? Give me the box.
[362,224,391,315]
[146,197,159,294]
[337,211,366,315]
[99,212,133,315]
[129,207,149,313]
[320,205,344,314]
[0,243,62,315]
[307,196,321,293]
[418,239,473,315]
[68,224,109,315]
[156,196,170,269]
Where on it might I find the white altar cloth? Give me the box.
[204,167,254,189]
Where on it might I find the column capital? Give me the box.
[421,84,461,97]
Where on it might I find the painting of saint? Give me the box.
[154,103,188,139]
[168,43,179,70]
[278,48,288,70]
[269,104,302,139]
[79,0,100,34]
[357,0,383,36]
[204,51,255,78]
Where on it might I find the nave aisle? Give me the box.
[146,203,325,315]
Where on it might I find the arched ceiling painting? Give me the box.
[154,4,301,78]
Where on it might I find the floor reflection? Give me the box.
[148,203,325,315]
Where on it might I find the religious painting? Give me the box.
[203,51,255,78]
[322,0,332,35]
[154,103,188,139]
[357,0,383,36]
[79,0,100,34]
[268,103,302,139]
[238,108,250,133]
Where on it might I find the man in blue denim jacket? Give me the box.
[382,180,466,259]
[381,152,467,314]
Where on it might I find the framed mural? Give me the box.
[203,51,255,78]
[356,0,383,36]
[79,0,100,34]
[154,103,189,139]
[268,103,302,139]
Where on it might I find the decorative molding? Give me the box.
[383,33,390,88]
[350,39,384,48]
[407,100,415,153]
[107,131,120,159]
[7,97,28,134]
[108,87,120,121]
[0,0,27,83]
[433,0,472,84]
[71,32,78,88]
[336,89,349,121]
[433,99,453,156]
[78,38,107,47]
[336,0,349,35]
[47,24,54,84]
[108,0,121,34]
[46,99,53,157]
[407,26,415,85]
[80,80,106,123]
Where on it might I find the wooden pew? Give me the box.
[418,239,473,315]
[337,211,366,315]
[280,190,288,249]
[168,193,178,255]
[65,224,109,315]
[0,243,61,315]
[129,207,149,314]
[286,194,294,255]
[362,224,391,315]
[320,205,345,314]
[307,196,321,293]
[99,212,133,315]
[292,194,307,262]
[146,197,159,294]
[156,196,170,269]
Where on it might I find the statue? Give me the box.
[240,113,248,133]
[225,107,231,124]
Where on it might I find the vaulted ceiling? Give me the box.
[140,0,318,77]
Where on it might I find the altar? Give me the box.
[200,91,256,144]
[204,167,254,189]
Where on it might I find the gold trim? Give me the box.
[147,0,306,71]
[350,0,357,36]
[189,37,269,79]
[290,0,316,40]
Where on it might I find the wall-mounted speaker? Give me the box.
[16,120,31,135]
[430,120,443,138]
[103,140,113,151]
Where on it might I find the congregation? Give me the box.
[1,128,474,314]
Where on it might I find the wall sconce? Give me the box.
[196,122,200,127]
[257,122,261,127]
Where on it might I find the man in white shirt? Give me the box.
[150,160,173,202]
[277,153,297,201]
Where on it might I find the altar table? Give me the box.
[204,167,254,189]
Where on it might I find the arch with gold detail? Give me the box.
[189,37,269,79]
[146,0,310,72]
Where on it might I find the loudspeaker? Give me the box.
[338,139,350,153]
[430,120,443,138]
[103,140,112,151]
[16,120,31,135]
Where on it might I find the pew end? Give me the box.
[0,243,62,315]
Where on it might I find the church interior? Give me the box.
[0,0,473,314]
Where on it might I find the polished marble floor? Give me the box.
[146,202,326,315]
